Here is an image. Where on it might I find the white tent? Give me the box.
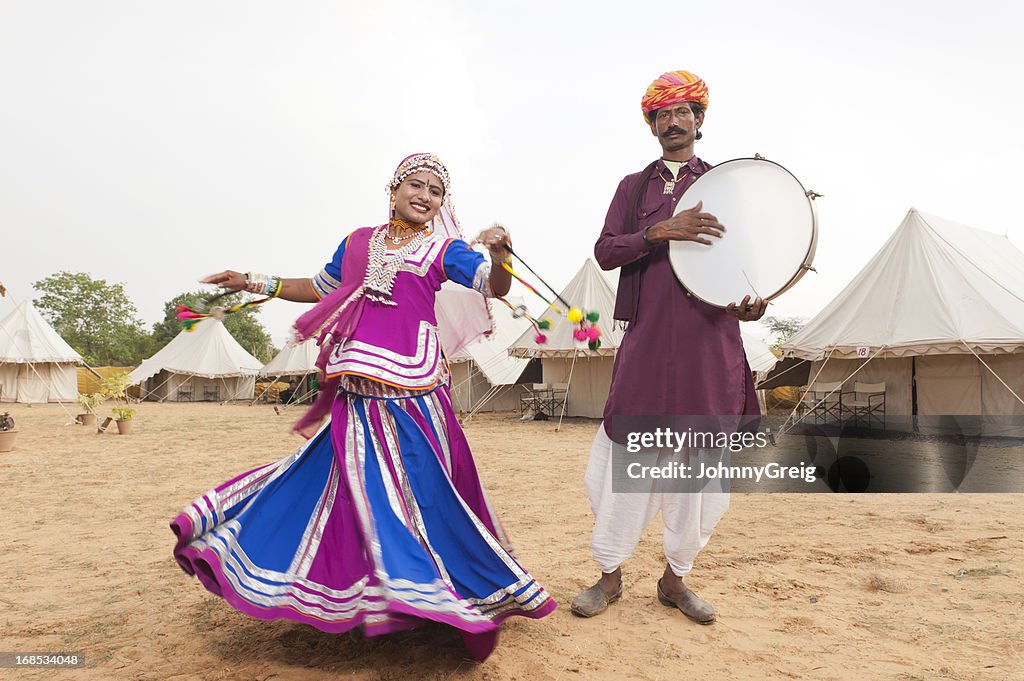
[130,318,263,402]
[259,338,319,404]
[782,209,1024,420]
[449,297,534,414]
[742,329,779,375]
[508,259,623,418]
[261,339,318,377]
[0,299,83,403]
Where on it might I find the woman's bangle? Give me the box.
[245,272,281,296]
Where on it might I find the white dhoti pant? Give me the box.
[584,424,730,577]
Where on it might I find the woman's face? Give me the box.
[392,171,444,223]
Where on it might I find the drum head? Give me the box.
[668,158,817,308]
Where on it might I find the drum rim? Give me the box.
[669,156,818,308]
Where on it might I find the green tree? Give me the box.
[760,316,806,350]
[152,290,277,363]
[33,271,150,365]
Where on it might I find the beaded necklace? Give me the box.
[363,225,432,306]
[387,218,428,245]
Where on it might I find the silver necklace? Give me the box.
[658,165,678,195]
[364,226,431,306]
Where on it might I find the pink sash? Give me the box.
[292,226,375,438]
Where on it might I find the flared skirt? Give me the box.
[170,387,555,659]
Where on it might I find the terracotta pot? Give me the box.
[78,413,97,426]
[0,429,16,453]
[116,419,133,435]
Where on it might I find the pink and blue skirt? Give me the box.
[170,386,555,660]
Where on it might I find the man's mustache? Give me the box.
[661,126,687,137]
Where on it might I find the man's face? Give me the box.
[649,103,703,153]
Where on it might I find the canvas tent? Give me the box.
[259,339,319,403]
[741,329,778,375]
[782,209,1024,425]
[129,318,263,401]
[448,297,535,414]
[508,259,624,418]
[0,299,83,403]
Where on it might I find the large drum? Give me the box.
[667,157,818,308]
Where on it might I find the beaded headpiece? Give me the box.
[387,153,451,196]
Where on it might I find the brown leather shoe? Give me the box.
[570,582,622,618]
[657,578,716,624]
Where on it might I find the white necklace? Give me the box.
[364,226,431,306]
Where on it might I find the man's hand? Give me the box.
[645,200,725,245]
[726,295,767,322]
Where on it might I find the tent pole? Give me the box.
[781,348,835,433]
[555,351,578,432]
[911,356,918,433]
[963,344,1024,408]
[466,384,504,422]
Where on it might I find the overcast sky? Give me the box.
[3,0,1022,346]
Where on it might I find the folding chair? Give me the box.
[801,381,845,423]
[550,383,569,415]
[847,382,886,429]
[519,385,538,416]
[531,383,553,416]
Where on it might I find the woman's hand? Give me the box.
[201,270,247,292]
[475,225,512,262]
[474,225,513,297]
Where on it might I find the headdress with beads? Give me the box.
[387,152,466,240]
[387,153,451,196]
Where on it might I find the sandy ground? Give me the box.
[1,402,1022,681]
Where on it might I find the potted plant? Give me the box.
[76,393,103,426]
[112,406,136,435]
[0,412,15,452]
[101,372,136,435]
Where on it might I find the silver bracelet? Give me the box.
[245,272,270,295]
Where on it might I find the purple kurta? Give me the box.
[595,156,759,438]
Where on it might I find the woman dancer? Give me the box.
[170,153,556,661]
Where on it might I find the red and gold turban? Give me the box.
[640,70,709,123]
